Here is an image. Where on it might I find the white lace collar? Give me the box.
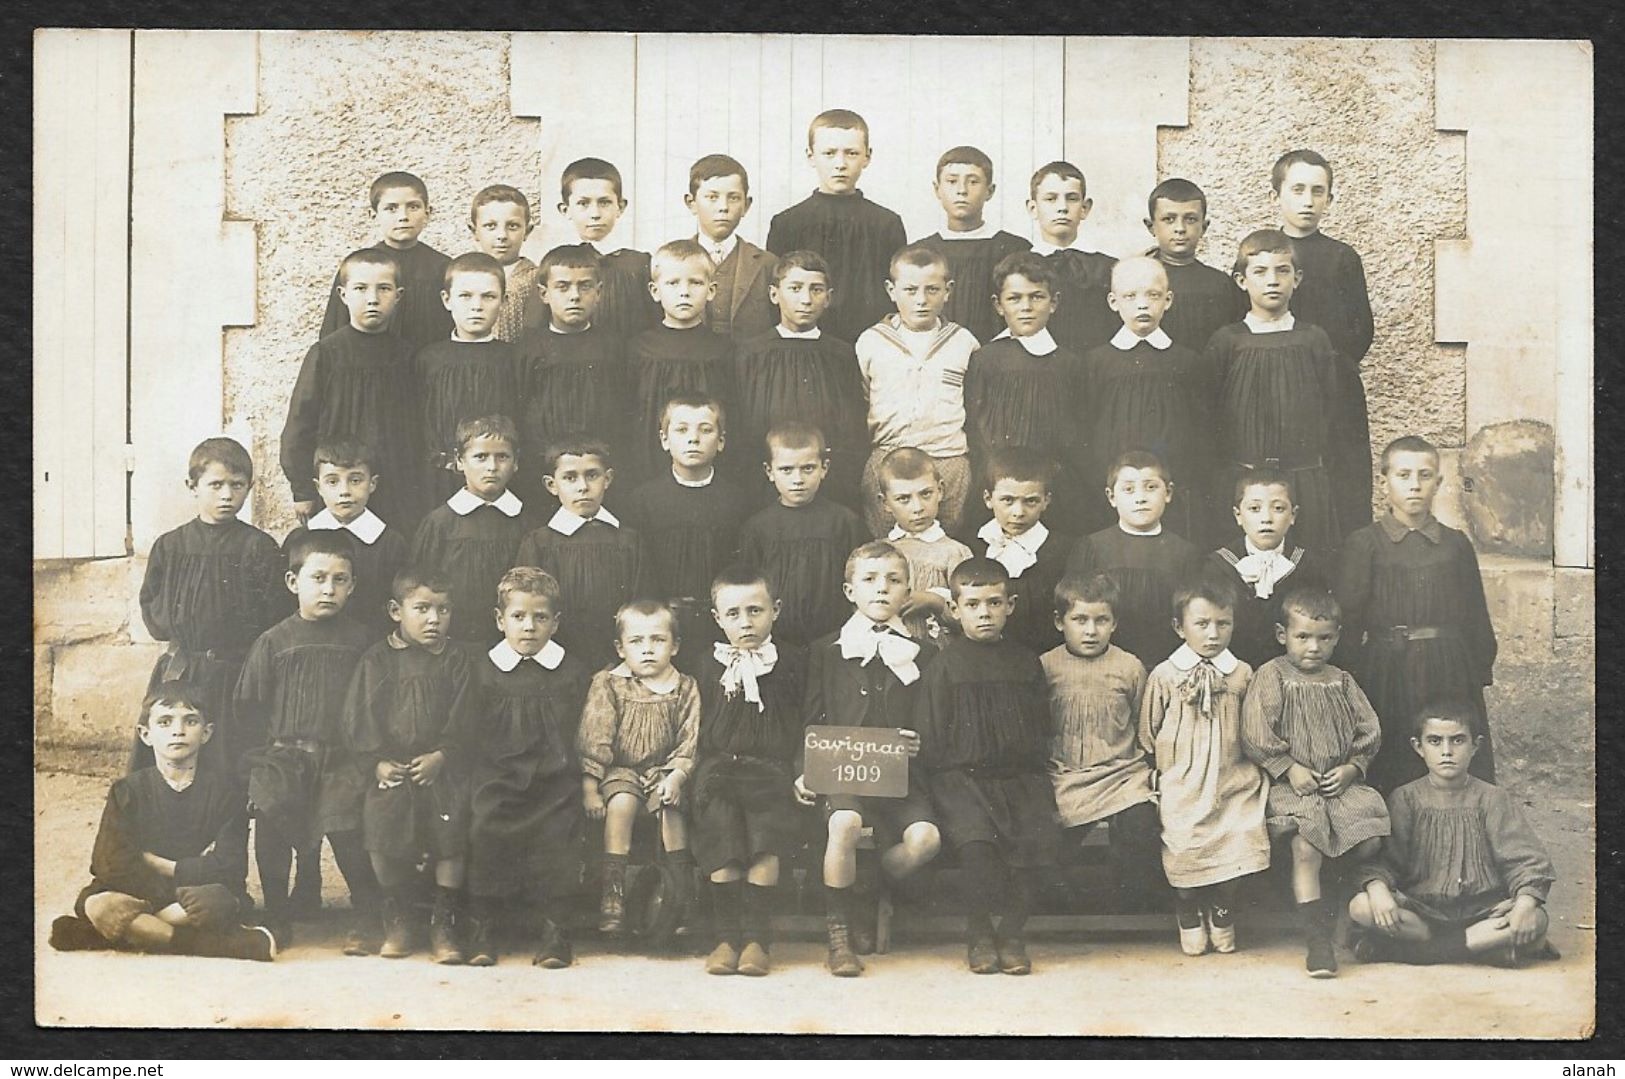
[1169,644,1239,675]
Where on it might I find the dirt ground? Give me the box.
[33,767,1595,1038]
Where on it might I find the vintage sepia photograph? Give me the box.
[31,30,1594,1038]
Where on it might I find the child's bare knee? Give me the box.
[904,821,941,858]
[1347,893,1374,925]
[83,892,148,942]
[827,810,864,846]
[1290,835,1321,863]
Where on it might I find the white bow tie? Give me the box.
[978,520,1037,578]
[714,640,779,711]
[837,618,921,685]
[1233,547,1294,599]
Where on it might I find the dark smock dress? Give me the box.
[1289,231,1375,537]
[467,643,592,900]
[1208,320,1346,553]
[135,518,286,776]
[962,335,1090,533]
[320,241,453,354]
[545,244,659,341]
[280,324,424,530]
[1040,247,1118,354]
[512,324,627,509]
[345,635,478,860]
[1065,526,1202,669]
[1080,336,1212,538]
[515,516,649,673]
[409,492,529,644]
[766,190,907,345]
[622,472,750,673]
[1336,514,1498,792]
[731,328,866,509]
[77,766,251,923]
[916,635,1059,867]
[1150,252,1248,353]
[738,499,869,647]
[626,324,736,485]
[235,613,377,848]
[1206,537,1332,671]
[691,643,808,875]
[916,230,1032,345]
[416,338,521,502]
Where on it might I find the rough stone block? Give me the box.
[35,647,54,727]
[45,643,164,750]
[1479,557,1555,657]
[33,557,138,644]
[1430,447,1467,533]
[1555,568,1594,640]
[1460,420,1555,557]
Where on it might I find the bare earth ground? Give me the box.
[34,768,1595,1038]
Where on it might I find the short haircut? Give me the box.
[444,251,506,294]
[689,153,750,195]
[710,562,774,605]
[1054,572,1121,619]
[188,437,253,484]
[878,446,940,488]
[337,247,402,288]
[1412,699,1484,740]
[1232,228,1297,276]
[651,238,713,281]
[936,145,993,184]
[496,566,561,611]
[888,242,949,281]
[844,539,910,582]
[1278,587,1341,627]
[764,421,827,462]
[949,556,1011,598]
[991,251,1057,295]
[561,157,625,202]
[369,171,428,209]
[984,445,1057,493]
[1147,177,1209,221]
[1233,466,1296,507]
[1106,449,1170,487]
[771,249,831,287]
[1271,149,1335,197]
[1029,160,1086,202]
[538,244,601,283]
[138,681,209,728]
[542,433,612,475]
[615,596,679,641]
[470,183,531,225]
[1380,434,1440,473]
[391,565,452,604]
[660,393,726,435]
[314,439,376,476]
[454,414,519,456]
[807,108,870,148]
[1171,574,1238,620]
[286,528,356,576]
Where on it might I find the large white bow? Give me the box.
[714,640,779,711]
[1233,545,1296,599]
[978,520,1037,578]
[837,618,921,685]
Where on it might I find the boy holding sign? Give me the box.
[797,541,943,977]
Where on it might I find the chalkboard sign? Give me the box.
[802,725,910,798]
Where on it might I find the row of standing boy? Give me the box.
[49,109,1551,984]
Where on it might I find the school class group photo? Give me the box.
[46,90,1563,999]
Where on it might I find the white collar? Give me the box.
[448,488,524,517]
[1119,521,1163,537]
[672,467,714,488]
[992,327,1059,356]
[308,507,386,544]
[840,611,910,638]
[889,521,946,543]
[1244,536,1286,559]
[452,332,498,343]
[714,638,780,710]
[1032,236,1097,257]
[1110,325,1173,351]
[549,320,591,334]
[1169,644,1239,675]
[489,638,566,671]
[1243,311,1296,334]
[548,504,620,535]
[939,220,996,240]
[610,662,682,695]
[776,324,823,340]
[836,612,921,684]
[697,233,739,263]
[978,518,1050,553]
